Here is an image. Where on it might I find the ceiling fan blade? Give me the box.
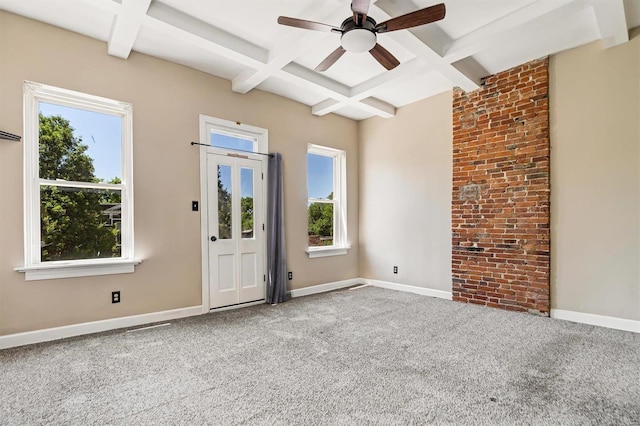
[277,16,340,33]
[369,43,400,70]
[315,47,346,72]
[375,3,445,33]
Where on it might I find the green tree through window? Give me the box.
[217,167,232,239]
[39,113,120,261]
[308,192,334,246]
[217,170,254,239]
[241,196,254,237]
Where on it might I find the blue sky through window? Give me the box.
[308,153,333,199]
[212,133,255,198]
[211,132,254,152]
[39,102,122,182]
[219,167,254,198]
[241,168,253,198]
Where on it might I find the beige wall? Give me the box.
[549,30,640,321]
[0,12,359,335]
[2,10,639,338]
[359,92,452,291]
[359,30,640,322]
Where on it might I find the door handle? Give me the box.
[210,236,217,242]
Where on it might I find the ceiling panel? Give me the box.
[157,0,347,50]
[0,0,115,41]
[474,7,601,76]
[1,0,636,121]
[134,26,246,81]
[257,77,329,107]
[373,70,453,106]
[376,0,539,40]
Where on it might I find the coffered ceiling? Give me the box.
[1,0,638,121]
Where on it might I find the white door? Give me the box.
[207,153,265,309]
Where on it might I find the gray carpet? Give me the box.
[1,286,639,425]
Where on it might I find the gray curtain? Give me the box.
[266,153,290,304]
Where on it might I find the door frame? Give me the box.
[198,115,269,313]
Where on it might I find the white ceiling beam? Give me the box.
[349,59,426,100]
[308,0,485,117]
[232,0,344,94]
[373,0,450,56]
[451,57,488,87]
[311,59,427,116]
[443,0,584,64]
[310,96,396,118]
[232,68,274,95]
[312,99,342,116]
[358,98,395,117]
[78,0,119,13]
[107,0,152,59]
[386,30,481,91]
[144,2,268,67]
[281,63,350,97]
[142,1,391,118]
[370,3,480,92]
[591,0,628,48]
[232,32,331,94]
[282,63,395,117]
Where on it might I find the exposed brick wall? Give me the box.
[452,58,550,316]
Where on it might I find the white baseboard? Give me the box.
[3,284,636,350]
[363,278,453,300]
[551,309,640,333]
[290,278,363,298]
[0,305,203,350]
[290,278,452,301]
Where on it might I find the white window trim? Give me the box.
[306,246,350,258]
[199,114,268,155]
[306,144,349,258]
[16,81,139,281]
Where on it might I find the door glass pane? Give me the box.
[218,165,232,239]
[40,185,122,261]
[241,168,254,239]
[211,132,254,152]
[307,153,334,200]
[308,202,334,247]
[39,102,122,183]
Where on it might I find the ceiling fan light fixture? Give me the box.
[277,3,446,71]
[341,29,376,52]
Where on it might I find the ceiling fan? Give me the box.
[277,1,446,72]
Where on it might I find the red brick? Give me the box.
[452,58,550,316]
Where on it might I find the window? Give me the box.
[201,114,267,155]
[211,132,254,153]
[306,144,348,258]
[17,82,138,280]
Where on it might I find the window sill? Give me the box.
[15,259,142,281]
[305,246,350,259]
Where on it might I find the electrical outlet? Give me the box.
[192,201,199,211]
[112,291,120,304]
[393,266,398,274]
[288,271,293,280]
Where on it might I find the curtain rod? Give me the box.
[0,130,21,141]
[190,141,273,158]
